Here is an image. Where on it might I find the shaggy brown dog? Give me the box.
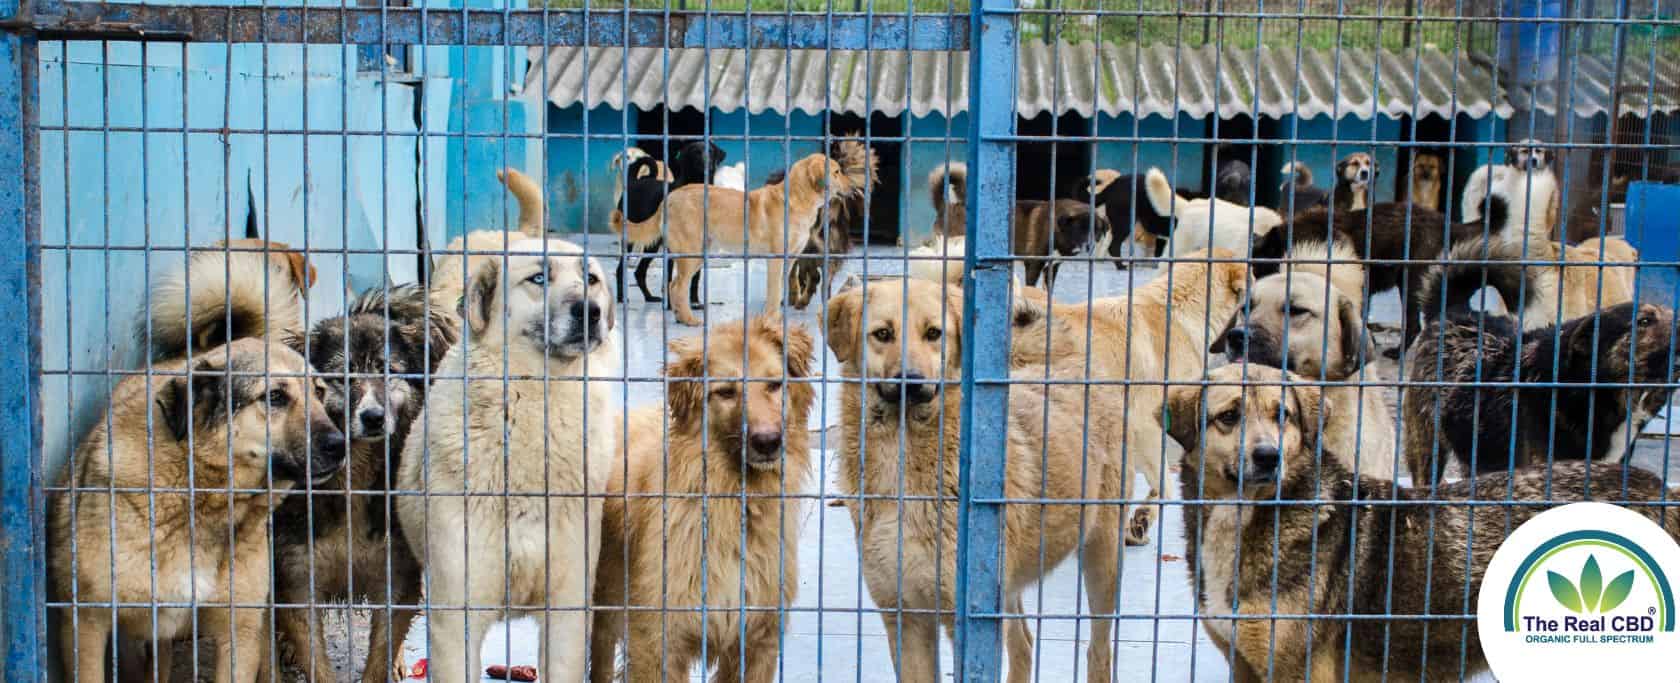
[782,138,878,310]
[827,277,1131,683]
[1012,198,1112,289]
[617,154,865,326]
[591,315,815,683]
[1162,363,1680,681]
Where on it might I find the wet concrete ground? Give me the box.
[269,235,1677,682]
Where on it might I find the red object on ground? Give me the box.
[485,664,538,681]
[410,659,427,679]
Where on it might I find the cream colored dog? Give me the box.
[396,238,620,683]
[827,277,1134,683]
[615,153,865,326]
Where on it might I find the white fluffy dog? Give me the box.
[1144,167,1282,261]
[1462,156,1560,245]
[396,238,621,683]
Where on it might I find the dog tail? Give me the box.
[1143,167,1182,219]
[1279,161,1315,189]
[1418,236,1543,324]
[496,167,547,237]
[927,162,967,211]
[143,245,307,362]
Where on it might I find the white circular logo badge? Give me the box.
[1477,502,1680,681]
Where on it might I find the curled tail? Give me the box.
[143,245,307,361]
[496,168,547,237]
[1142,167,1180,219]
[1417,237,1543,324]
[927,162,967,212]
[1279,162,1315,189]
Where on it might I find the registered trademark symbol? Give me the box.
[1650,607,1658,616]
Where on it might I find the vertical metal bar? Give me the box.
[0,0,43,676]
[955,0,1012,679]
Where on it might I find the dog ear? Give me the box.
[1289,382,1326,451]
[824,286,864,363]
[156,362,224,442]
[943,286,964,364]
[1335,295,1375,377]
[1162,383,1204,453]
[464,259,501,336]
[663,337,707,427]
[773,318,816,379]
[1208,306,1242,354]
[280,250,316,291]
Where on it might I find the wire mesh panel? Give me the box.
[6,0,1680,680]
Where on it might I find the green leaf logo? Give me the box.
[1548,555,1638,614]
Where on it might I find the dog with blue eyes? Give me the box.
[396,238,621,683]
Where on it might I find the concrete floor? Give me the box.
[303,234,1677,682]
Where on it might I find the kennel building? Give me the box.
[6,0,1680,679]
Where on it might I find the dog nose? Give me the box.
[359,406,386,432]
[314,429,347,465]
[1219,327,1249,356]
[1356,167,1371,183]
[1249,445,1281,480]
[883,372,937,405]
[570,299,603,328]
[748,430,783,456]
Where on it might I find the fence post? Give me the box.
[0,0,44,676]
[956,0,1013,680]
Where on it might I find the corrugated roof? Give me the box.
[526,41,1677,120]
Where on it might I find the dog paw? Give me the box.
[1125,508,1154,546]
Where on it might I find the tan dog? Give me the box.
[52,248,345,683]
[1010,248,1250,544]
[1409,152,1443,212]
[396,238,619,683]
[826,277,1127,683]
[1163,363,1680,681]
[1208,266,1398,479]
[618,153,864,325]
[591,315,815,683]
[428,167,548,316]
[1427,235,1639,333]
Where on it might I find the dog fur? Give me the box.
[785,138,878,310]
[618,153,865,326]
[1214,157,1255,205]
[429,167,549,317]
[269,283,459,682]
[1012,198,1112,288]
[1463,153,1561,245]
[1072,170,1202,264]
[141,242,312,362]
[1008,249,1251,545]
[395,238,620,683]
[1208,245,1398,479]
[1331,152,1378,213]
[1409,152,1444,212]
[1276,162,1330,213]
[1403,300,1679,485]
[611,141,727,305]
[927,161,968,237]
[825,276,1129,683]
[590,315,815,683]
[907,235,965,287]
[51,250,346,683]
[1144,167,1283,261]
[1162,363,1680,681]
[1420,235,1639,333]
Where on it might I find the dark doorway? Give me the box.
[1205,115,1272,206]
[829,112,904,246]
[1015,112,1093,202]
[1397,114,1456,215]
[635,105,709,163]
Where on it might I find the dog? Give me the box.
[1463,163,1560,246]
[1012,198,1112,288]
[826,276,1128,683]
[784,138,878,310]
[1161,363,1680,681]
[1214,157,1254,205]
[590,314,815,683]
[1276,162,1330,213]
[619,153,865,326]
[395,238,620,683]
[1145,167,1283,262]
[1422,234,1639,333]
[610,147,669,213]
[927,161,967,237]
[269,283,459,682]
[1071,169,1210,264]
[51,247,345,683]
[1258,197,1508,355]
[1409,152,1444,212]
[907,234,965,287]
[612,140,727,305]
[1331,152,1378,212]
[429,167,549,317]
[1009,249,1249,545]
[1403,297,1679,485]
[1208,241,1398,479]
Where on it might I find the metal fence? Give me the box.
[5,0,1680,680]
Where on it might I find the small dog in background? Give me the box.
[1332,152,1378,212]
[591,315,816,683]
[270,283,459,683]
[610,140,727,305]
[785,137,878,310]
[1070,169,1207,263]
[1463,139,1561,243]
[1144,167,1283,260]
[1213,157,1255,205]
[1408,152,1444,212]
[1012,198,1112,288]
[1276,162,1329,212]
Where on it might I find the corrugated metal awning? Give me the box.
[526,41,1678,121]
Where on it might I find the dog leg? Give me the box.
[1003,594,1034,683]
[1023,259,1045,288]
[1079,519,1120,683]
[204,605,265,683]
[711,639,776,683]
[670,258,704,326]
[616,256,631,304]
[65,613,110,682]
[635,243,661,303]
[588,609,623,683]
[361,600,419,682]
[879,611,940,683]
[277,604,339,682]
[623,615,692,683]
[764,256,787,315]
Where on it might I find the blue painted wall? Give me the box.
[1273,114,1405,204]
[1091,112,1208,189]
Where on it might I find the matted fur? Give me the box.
[825,277,1131,683]
[1010,249,1250,544]
[591,315,815,683]
[396,238,620,683]
[1162,363,1680,681]
[142,243,310,362]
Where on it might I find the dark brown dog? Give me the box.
[1163,363,1680,682]
[1012,198,1112,289]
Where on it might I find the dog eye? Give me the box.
[872,328,894,343]
[1216,409,1240,426]
[924,327,943,342]
[267,389,290,407]
[527,273,547,286]
[1638,312,1656,327]
[314,384,327,402]
[765,381,783,393]
[587,272,600,287]
[1287,306,1313,318]
[712,385,738,400]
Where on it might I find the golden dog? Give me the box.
[591,315,815,683]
